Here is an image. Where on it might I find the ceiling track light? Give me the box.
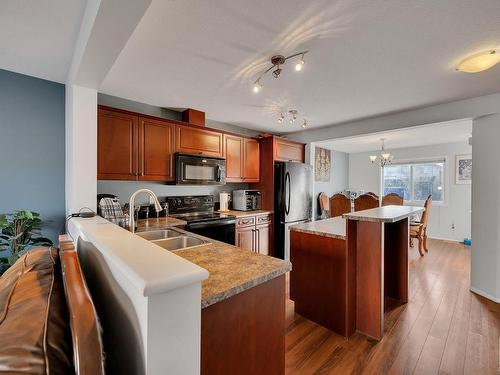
[252,50,308,93]
[276,109,309,128]
[253,79,262,93]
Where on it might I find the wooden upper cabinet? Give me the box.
[97,109,138,180]
[243,138,260,182]
[139,117,175,181]
[224,134,244,182]
[274,138,305,162]
[175,125,223,157]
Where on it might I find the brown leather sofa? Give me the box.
[0,237,105,374]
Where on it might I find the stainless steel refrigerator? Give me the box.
[274,161,313,260]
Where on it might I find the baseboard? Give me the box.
[427,236,463,243]
[470,286,500,303]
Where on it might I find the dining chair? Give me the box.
[382,193,404,206]
[410,195,432,256]
[354,193,379,211]
[318,192,330,218]
[330,193,352,217]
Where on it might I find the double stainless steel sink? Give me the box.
[136,228,210,251]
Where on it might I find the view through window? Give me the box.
[383,159,445,202]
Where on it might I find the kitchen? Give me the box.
[1,1,499,374]
[76,101,314,374]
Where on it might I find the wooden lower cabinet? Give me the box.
[235,225,254,251]
[201,275,285,375]
[256,223,270,256]
[235,214,271,255]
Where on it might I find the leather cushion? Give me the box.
[0,247,73,374]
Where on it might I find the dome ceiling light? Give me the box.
[456,49,500,73]
[252,51,308,93]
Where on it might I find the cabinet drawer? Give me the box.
[256,214,271,224]
[236,216,255,228]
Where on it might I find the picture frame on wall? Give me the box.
[315,147,331,182]
[455,154,472,184]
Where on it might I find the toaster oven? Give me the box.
[232,190,261,211]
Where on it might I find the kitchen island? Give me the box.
[290,205,424,341]
[343,205,423,340]
[67,216,290,375]
[290,217,355,337]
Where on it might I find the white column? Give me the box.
[470,113,500,302]
[65,85,97,215]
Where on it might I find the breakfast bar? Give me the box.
[343,205,424,340]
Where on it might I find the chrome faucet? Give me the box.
[128,189,163,233]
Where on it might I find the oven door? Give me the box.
[176,154,226,185]
[186,219,236,245]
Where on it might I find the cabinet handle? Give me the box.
[251,229,256,252]
[256,229,260,254]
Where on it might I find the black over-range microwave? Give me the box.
[175,153,226,185]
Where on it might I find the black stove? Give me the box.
[166,195,236,244]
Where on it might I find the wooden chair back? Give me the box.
[330,193,352,217]
[59,235,106,375]
[382,193,404,206]
[354,193,379,211]
[318,192,330,218]
[420,195,432,228]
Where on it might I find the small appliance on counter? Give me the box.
[97,194,124,219]
[97,194,128,227]
[219,192,231,212]
[167,195,236,245]
[232,190,262,211]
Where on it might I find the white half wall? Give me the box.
[65,85,97,215]
[348,141,472,242]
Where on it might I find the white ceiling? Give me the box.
[315,118,473,153]
[101,0,500,133]
[0,0,86,83]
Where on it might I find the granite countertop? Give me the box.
[343,205,424,223]
[136,217,187,232]
[290,217,346,240]
[172,234,290,308]
[217,209,273,218]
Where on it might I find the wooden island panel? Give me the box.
[201,275,285,375]
[290,228,355,337]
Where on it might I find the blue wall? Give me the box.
[0,69,65,243]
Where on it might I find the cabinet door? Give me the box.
[243,138,260,182]
[175,125,223,157]
[274,138,304,162]
[224,134,243,182]
[98,109,138,180]
[139,117,175,181]
[256,223,270,256]
[236,226,255,252]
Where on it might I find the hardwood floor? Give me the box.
[285,239,500,374]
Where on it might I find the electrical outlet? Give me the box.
[451,223,455,230]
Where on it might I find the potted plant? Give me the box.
[0,210,53,275]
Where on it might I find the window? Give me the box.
[383,159,445,203]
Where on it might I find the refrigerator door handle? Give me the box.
[285,172,291,215]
